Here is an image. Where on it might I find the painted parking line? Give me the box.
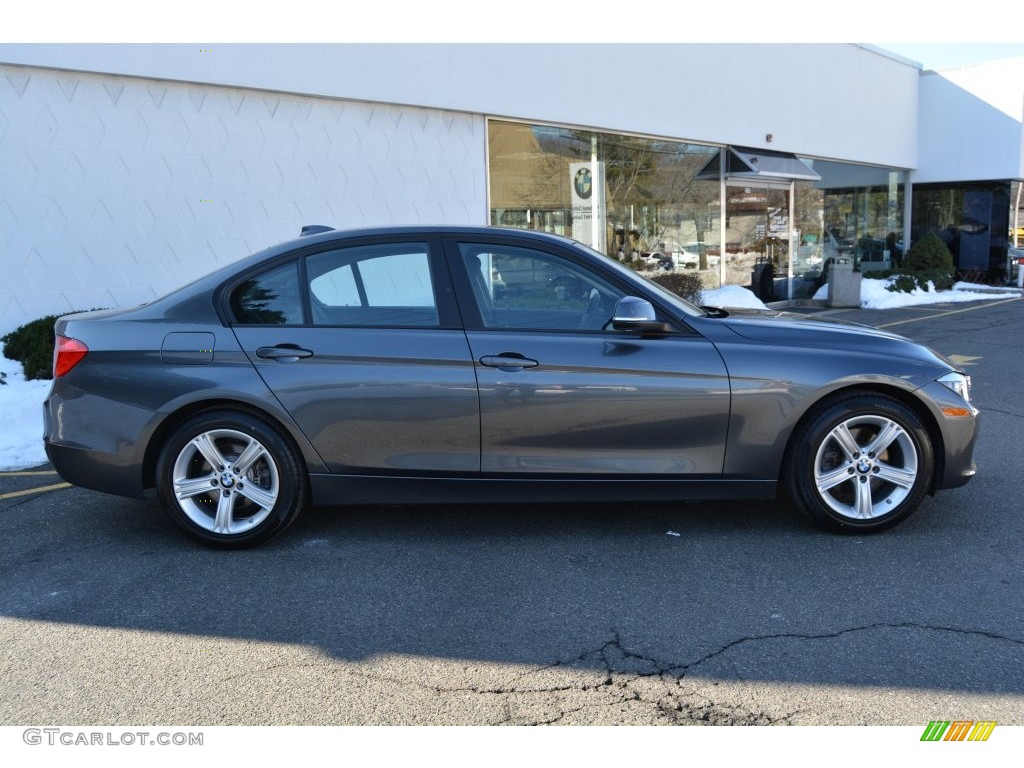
[0,470,59,476]
[0,482,72,500]
[875,296,1021,328]
[947,355,983,367]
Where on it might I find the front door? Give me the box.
[447,237,731,476]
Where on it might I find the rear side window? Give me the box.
[230,262,304,325]
[306,243,439,327]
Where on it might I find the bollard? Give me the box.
[1018,259,1024,289]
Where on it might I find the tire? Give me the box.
[785,393,934,533]
[156,409,307,548]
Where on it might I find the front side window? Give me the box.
[459,243,624,331]
[306,243,439,327]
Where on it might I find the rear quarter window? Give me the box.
[230,262,304,325]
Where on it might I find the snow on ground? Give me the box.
[0,343,52,470]
[812,277,1018,310]
[705,278,1020,312]
[701,284,769,309]
[0,278,1020,471]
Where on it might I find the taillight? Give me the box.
[54,335,88,377]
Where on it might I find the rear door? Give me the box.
[229,236,480,474]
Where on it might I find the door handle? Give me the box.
[479,353,539,371]
[256,344,314,361]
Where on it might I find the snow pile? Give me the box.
[702,285,768,310]
[0,343,51,470]
[810,277,1019,309]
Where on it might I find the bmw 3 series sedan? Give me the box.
[43,226,979,548]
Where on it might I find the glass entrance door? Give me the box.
[722,181,791,302]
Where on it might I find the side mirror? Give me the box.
[611,297,673,335]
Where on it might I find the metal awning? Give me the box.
[696,146,821,182]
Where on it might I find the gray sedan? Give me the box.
[43,226,979,547]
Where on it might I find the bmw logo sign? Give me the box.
[574,168,593,200]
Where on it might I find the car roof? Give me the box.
[132,225,590,317]
[239,224,584,270]
[286,223,578,246]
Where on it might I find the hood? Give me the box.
[708,308,958,370]
[714,307,902,340]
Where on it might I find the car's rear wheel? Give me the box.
[156,410,307,548]
[786,393,934,533]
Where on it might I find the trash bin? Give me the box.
[751,258,775,302]
[827,257,861,308]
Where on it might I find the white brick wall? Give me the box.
[0,64,487,335]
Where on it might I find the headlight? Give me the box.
[938,371,972,403]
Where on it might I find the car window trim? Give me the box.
[441,234,695,337]
[218,235,463,330]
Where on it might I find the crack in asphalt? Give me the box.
[476,631,800,726]
[677,621,1024,675]
[0,494,51,513]
[216,622,1023,725]
[533,632,801,725]
[501,620,1023,725]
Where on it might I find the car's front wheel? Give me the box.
[156,410,307,548]
[786,393,934,533]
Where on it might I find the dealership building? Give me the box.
[1,44,1022,335]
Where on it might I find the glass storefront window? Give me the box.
[912,181,1011,281]
[791,162,906,299]
[1012,181,1024,248]
[488,120,907,302]
[488,121,722,287]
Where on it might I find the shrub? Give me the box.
[887,273,920,294]
[649,271,704,305]
[903,232,955,287]
[1,315,62,380]
[1,310,104,381]
[919,268,954,291]
[884,232,956,294]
